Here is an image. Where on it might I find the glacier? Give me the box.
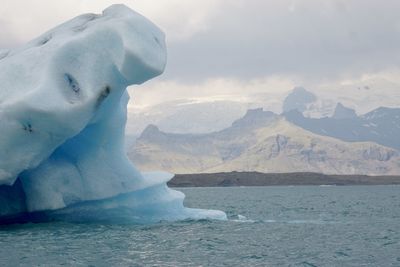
[0,4,226,224]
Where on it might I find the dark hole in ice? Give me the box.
[64,73,80,93]
[22,122,33,133]
[154,36,161,47]
[0,51,9,60]
[72,25,87,33]
[82,13,100,22]
[104,85,111,95]
[38,35,52,46]
[72,14,100,33]
[96,85,111,107]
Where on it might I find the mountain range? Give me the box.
[126,77,400,137]
[285,105,400,150]
[128,83,400,175]
[129,108,400,175]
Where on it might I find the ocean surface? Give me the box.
[1,186,400,267]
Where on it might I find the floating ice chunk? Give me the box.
[238,214,247,220]
[0,5,225,223]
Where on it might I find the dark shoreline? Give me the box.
[168,172,400,187]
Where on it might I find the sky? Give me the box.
[1,0,400,108]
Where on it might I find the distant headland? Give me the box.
[168,172,400,187]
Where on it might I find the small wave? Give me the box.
[286,219,336,224]
[261,219,337,224]
[230,214,256,223]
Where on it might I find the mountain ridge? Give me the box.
[129,109,400,175]
[285,105,400,150]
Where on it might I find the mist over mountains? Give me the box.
[127,78,400,136]
[128,83,400,175]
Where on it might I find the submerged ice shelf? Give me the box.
[0,4,226,224]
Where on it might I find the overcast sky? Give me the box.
[1,0,400,107]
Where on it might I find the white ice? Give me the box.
[0,4,226,223]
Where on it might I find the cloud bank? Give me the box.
[2,0,400,109]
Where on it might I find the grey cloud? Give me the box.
[1,0,399,84]
[161,0,400,83]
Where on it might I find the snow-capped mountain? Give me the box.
[285,105,400,150]
[129,109,400,175]
[126,99,252,137]
[126,79,400,138]
[303,78,400,117]
[126,87,289,137]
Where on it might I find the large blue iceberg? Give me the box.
[0,5,226,224]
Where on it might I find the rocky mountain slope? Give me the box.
[129,109,400,175]
[285,104,400,150]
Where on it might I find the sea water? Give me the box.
[1,186,399,266]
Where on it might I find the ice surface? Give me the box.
[0,5,226,223]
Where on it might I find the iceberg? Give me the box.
[0,4,226,224]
